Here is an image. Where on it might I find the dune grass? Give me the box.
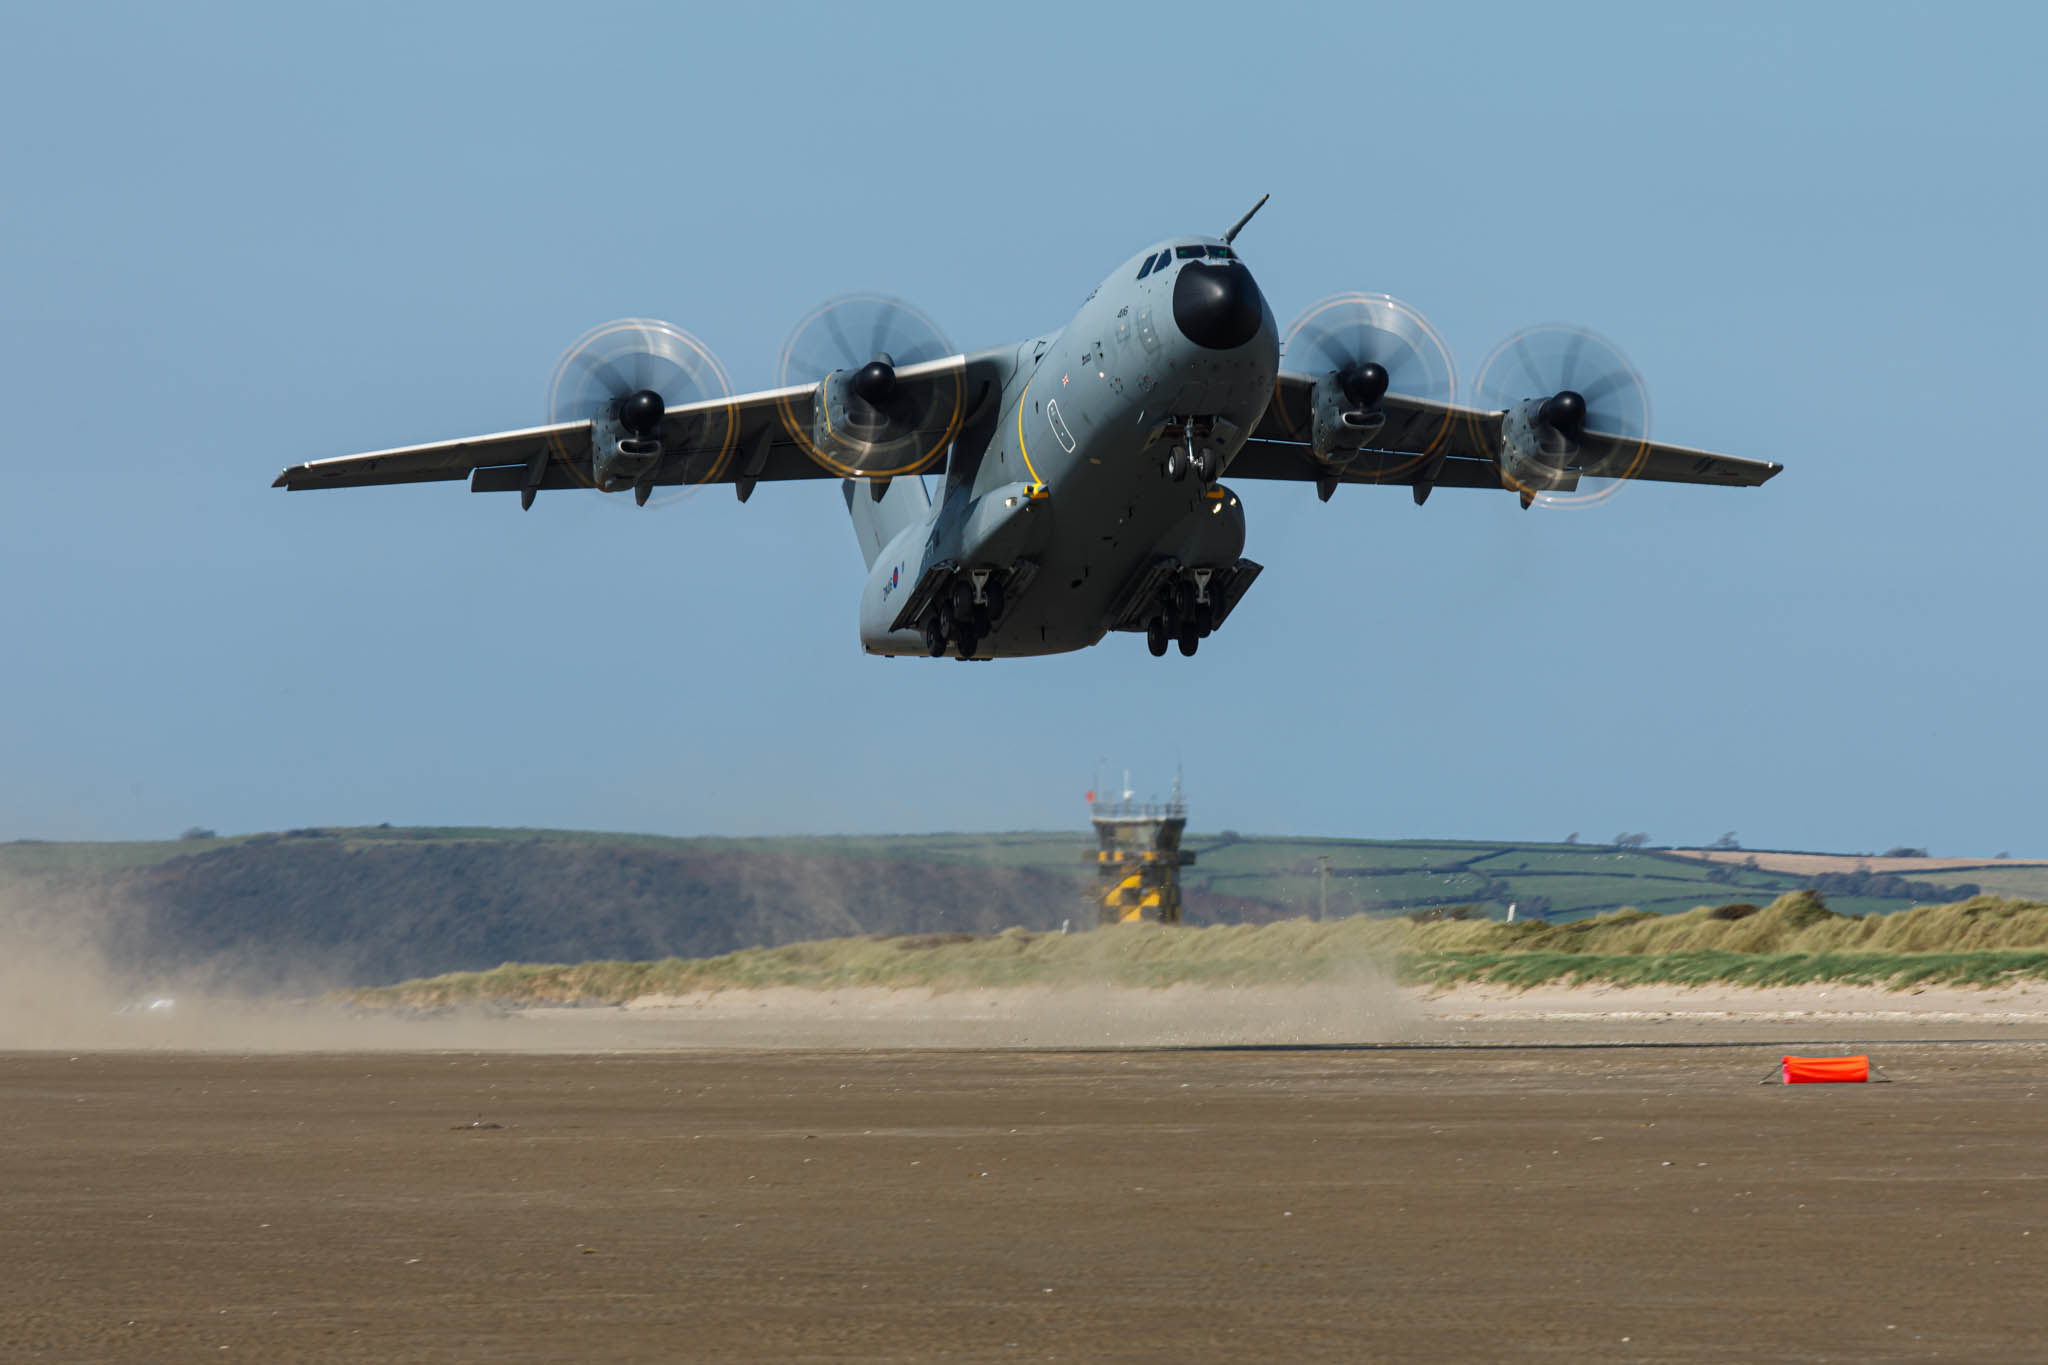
[1400,892,2048,954]
[1402,949,2048,991]
[345,892,2048,1008]
[350,918,1409,1008]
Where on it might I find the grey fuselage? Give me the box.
[858,237,1279,658]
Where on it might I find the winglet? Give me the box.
[1222,193,1270,245]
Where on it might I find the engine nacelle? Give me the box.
[811,362,931,475]
[590,389,667,493]
[1496,397,1582,495]
[591,414,663,492]
[1309,375,1386,466]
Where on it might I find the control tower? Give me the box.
[1087,773,1195,925]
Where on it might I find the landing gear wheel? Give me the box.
[1193,449,1218,482]
[936,603,954,645]
[983,580,1005,621]
[924,618,946,657]
[1176,625,1200,657]
[1164,447,1188,482]
[950,580,975,618]
[955,632,979,660]
[1171,579,1197,620]
[1146,617,1169,657]
[972,604,991,636]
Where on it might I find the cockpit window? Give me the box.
[1142,245,1231,276]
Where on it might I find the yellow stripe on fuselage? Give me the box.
[1015,378,1044,491]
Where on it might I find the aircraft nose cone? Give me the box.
[1172,260,1265,351]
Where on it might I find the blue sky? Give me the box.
[3,3,2042,854]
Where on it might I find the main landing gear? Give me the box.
[926,572,1006,660]
[1144,573,1218,659]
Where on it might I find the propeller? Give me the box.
[1469,324,1651,509]
[545,318,735,508]
[1280,293,1457,481]
[777,294,963,479]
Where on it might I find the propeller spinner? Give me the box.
[1469,325,1651,509]
[777,294,963,480]
[1287,294,1455,415]
[1279,293,1456,497]
[545,318,735,508]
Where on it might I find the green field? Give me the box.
[1919,866,2048,900]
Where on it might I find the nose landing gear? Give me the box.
[1159,417,1228,484]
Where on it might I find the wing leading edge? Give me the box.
[274,350,1010,503]
[274,384,830,503]
[1234,373,1782,493]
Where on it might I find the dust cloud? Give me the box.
[0,869,1417,1052]
[611,968,1422,1050]
[0,882,551,1052]
[0,907,1420,1054]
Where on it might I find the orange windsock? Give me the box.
[1782,1055,1870,1084]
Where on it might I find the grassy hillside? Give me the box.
[7,826,2030,920]
[350,892,2048,1007]
[5,825,2037,989]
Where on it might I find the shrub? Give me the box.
[1409,904,1481,924]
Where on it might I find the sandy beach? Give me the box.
[17,977,2048,1054]
[11,979,2048,1360]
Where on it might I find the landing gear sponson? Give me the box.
[907,562,1028,661]
[1114,557,1262,659]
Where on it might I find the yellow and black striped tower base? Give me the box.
[1087,785,1195,925]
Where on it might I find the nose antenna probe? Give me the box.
[1221,193,1271,245]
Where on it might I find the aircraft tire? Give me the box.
[973,605,991,636]
[1146,618,1169,657]
[1164,448,1187,482]
[955,632,979,660]
[1176,625,1199,657]
[924,618,947,657]
[984,581,1005,620]
[1193,450,1217,482]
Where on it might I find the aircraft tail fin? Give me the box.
[844,475,930,569]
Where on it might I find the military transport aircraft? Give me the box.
[273,197,1781,660]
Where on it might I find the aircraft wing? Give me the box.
[1230,373,1782,492]
[272,350,1009,503]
